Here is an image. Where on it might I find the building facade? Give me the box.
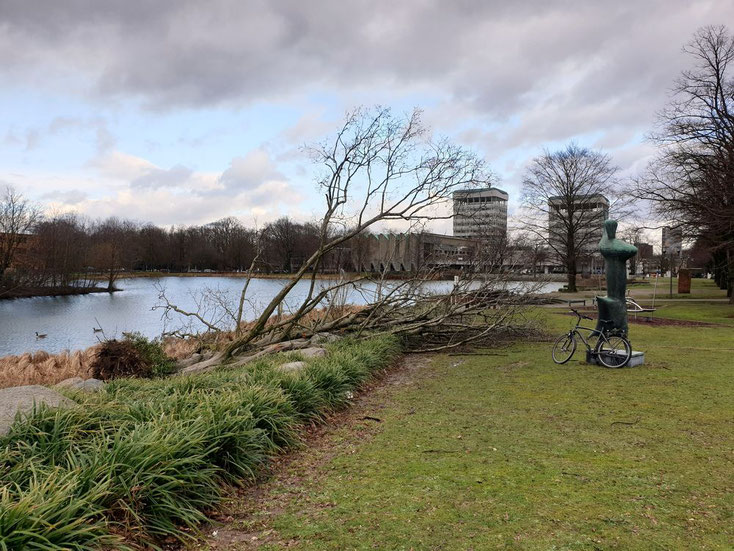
[661,226,682,255]
[354,232,478,273]
[547,194,609,274]
[452,188,508,242]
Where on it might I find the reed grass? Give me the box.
[0,348,98,389]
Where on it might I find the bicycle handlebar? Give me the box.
[570,308,593,321]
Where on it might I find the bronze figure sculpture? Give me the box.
[596,219,637,337]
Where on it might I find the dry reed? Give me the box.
[0,347,99,389]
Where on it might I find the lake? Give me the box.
[0,276,561,356]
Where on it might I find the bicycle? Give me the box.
[552,308,632,368]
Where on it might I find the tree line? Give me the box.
[0,197,360,293]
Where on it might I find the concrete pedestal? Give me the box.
[586,350,645,367]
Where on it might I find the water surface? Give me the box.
[0,276,560,356]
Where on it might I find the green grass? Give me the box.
[639,302,734,326]
[0,336,402,549]
[250,306,733,550]
[628,277,727,300]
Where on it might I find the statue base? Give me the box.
[586,350,645,367]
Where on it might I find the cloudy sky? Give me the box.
[1,0,732,233]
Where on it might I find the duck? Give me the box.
[35,331,47,339]
[93,327,103,333]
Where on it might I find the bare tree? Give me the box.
[216,107,490,357]
[634,25,734,300]
[0,186,41,282]
[510,231,548,274]
[520,143,622,292]
[620,223,645,275]
[33,213,92,287]
[90,217,138,291]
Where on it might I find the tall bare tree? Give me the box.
[634,25,734,300]
[0,186,41,282]
[520,143,621,292]
[219,107,491,357]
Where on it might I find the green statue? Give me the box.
[596,220,637,337]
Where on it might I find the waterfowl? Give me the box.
[35,331,47,339]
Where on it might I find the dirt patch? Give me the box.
[185,354,432,550]
[561,310,721,327]
[627,316,720,327]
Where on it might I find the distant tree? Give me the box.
[520,143,622,292]
[634,25,734,300]
[621,223,645,275]
[0,186,41,282]
[510,231,548,274]
[136,224,171,271]
[90,218,138,290]
[33,213,90,287]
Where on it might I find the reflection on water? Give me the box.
[0,276,560,356]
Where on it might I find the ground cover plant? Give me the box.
[201,303,733,550]
[0,335,401,549]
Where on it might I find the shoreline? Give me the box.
[0,285,114,301]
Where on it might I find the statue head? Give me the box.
[604,219,617,239]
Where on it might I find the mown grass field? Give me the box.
[210,302,733,550]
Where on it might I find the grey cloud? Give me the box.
[218,149,284,192]
[4,0,731,119]
[41,189,88,204]
[131,164,194,189]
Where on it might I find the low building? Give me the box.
[354,232,478,273]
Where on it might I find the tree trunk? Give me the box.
[566,261,577,293]
[727,248,734,304]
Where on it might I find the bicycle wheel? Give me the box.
[596,335,631,368]
[552,333,576,364]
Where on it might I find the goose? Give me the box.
[35,331,47,339]
[93,327,103,333]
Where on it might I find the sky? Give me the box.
[1,0,732,237]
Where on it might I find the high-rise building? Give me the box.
[547,193,609,273]
[452,187,508,242]
[661,226,682,255]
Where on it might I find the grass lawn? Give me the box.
[628,277,727,300]
[208,304,733,550]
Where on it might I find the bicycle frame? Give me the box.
[567,312,607,354]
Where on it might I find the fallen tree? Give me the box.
[156,107,546,366]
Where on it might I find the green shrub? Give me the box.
[0,469,127,551]
[123,332,177,376]
[0,335,402,548]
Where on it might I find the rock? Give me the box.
[54,377,105,392]
[55,377,84,389]
[78,378,105,392]
[279,361,306,372]
[300,347,327,359]
[0,385,76,436]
